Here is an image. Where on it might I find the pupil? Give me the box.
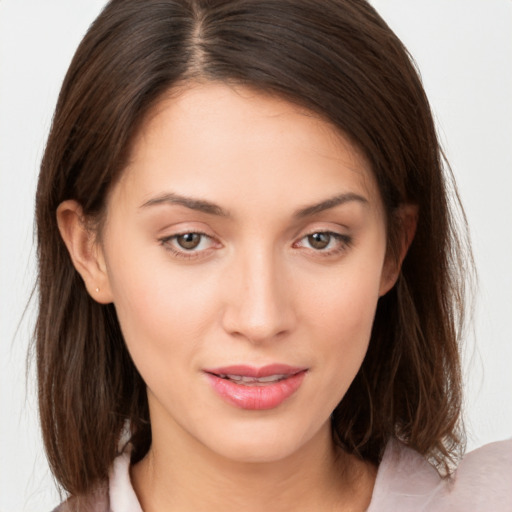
[177,233,201,250]
[308,232,330,250]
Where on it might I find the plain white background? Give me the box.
[1,1,511,510]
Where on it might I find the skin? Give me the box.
[58,83,415,511]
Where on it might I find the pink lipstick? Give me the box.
[204,364,307,410]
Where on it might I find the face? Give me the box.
[98,83,393,463]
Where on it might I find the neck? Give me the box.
[131,420,376,512]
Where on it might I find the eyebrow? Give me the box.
[139,192,231,217]
[293,192,368,218]
[139,191,368,218]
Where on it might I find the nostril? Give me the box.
[222,304,294,344]
[220,257,297,342]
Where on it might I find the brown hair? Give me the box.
[36,0,468,497]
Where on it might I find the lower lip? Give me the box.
[205,371,307,410]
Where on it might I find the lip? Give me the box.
[204,364,308,410]
[204,364,306,378]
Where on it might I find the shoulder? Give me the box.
[368,438,512,512]
[51,446,142,512]
[446,439,512,509]
[53,447,143,512]
[51,484,109,512]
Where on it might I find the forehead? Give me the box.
[116,82,381,213]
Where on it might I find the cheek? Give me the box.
[305,255,383,336]
[302,256,384,389]
[103,235,219,375]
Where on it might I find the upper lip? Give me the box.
[204,364,307,378]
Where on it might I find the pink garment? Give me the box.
[367,439,512,511]
[55,438,512,511]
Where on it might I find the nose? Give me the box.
[221,246,296,344]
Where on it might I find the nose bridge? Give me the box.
[222,241,294,343]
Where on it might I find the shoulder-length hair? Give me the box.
[36,0,468,496]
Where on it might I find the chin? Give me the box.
[211,438,302,464]
[198,417,327,464]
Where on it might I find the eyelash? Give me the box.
[158,230,353,260]
[159,231,217,260]
[293,231,353,256]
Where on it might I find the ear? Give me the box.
[379,203,418,296]
[56,200,113,304]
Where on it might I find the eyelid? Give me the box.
[293,229,353,256]
[157,225,352,260]
[158,230,221,260]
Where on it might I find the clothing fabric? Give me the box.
[366,438,512,511]
[54,438,512,511]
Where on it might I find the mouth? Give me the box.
[203,364,308,410]
[213,373,291,385]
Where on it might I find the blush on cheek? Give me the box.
[316,282,380,368]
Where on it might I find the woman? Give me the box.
[34,0,511,510]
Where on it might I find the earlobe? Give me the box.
[379,203,418,296]
[56,200,113,304]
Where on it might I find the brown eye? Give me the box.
[160,231,218,259]
[307,232,331,250]
[176,233,202,250]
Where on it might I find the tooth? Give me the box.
[231,374,287,383]
[257,374,285,382]
[218,373,291,384]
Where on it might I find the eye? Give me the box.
[159,231,218,259]
[295,231,352,255]
[175,233,203,250]
[306,232,332,250]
